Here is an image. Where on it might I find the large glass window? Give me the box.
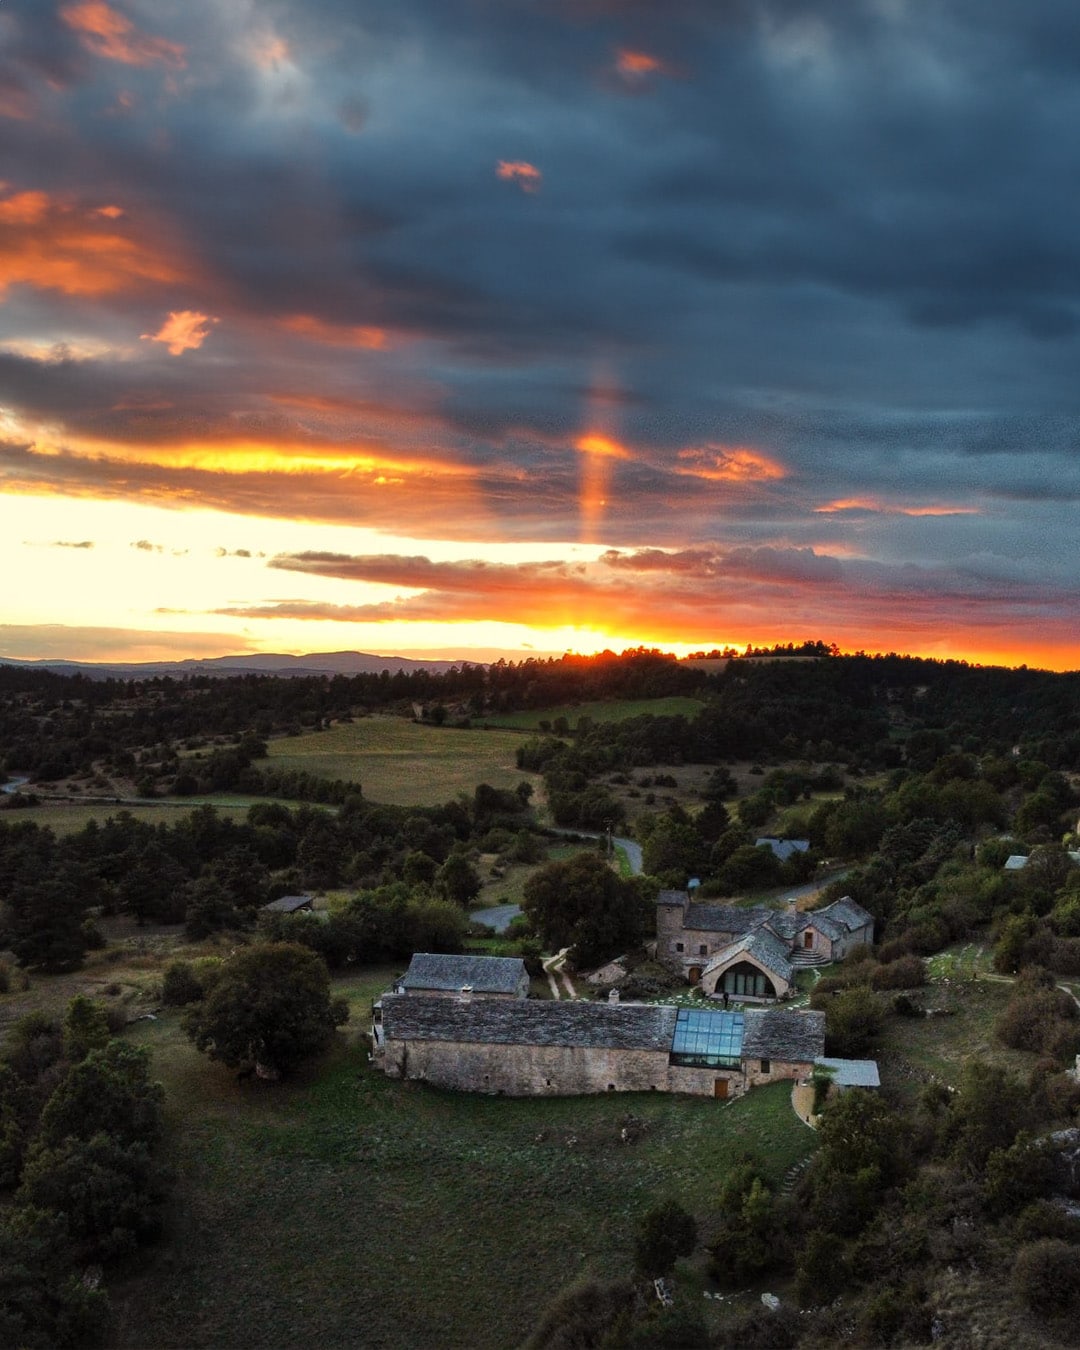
[670,1008,744,1068]
[720,962,775,998]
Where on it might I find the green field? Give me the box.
[481,696,704,731]
[0,798,267,836]
[262,717,540,806]
[105,967,814,1350]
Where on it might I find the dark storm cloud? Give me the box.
[4,1,1080,654]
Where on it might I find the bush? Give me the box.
[161,961,204,1007]
[633,1198,697,1277]
[996,984,1079,1059]
[821,985,885,1057]
[1012,1239,1080,1314]
[1015,1200,1080,1246]
[61,996,111,1063]
[870,955,925,990]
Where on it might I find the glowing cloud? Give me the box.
[815,497,981,517]
[60,2,186,69]
[280,314,389,349]
[675,445,786,482]
[141,311,218,356]
[496,160,543,193]
[0,187,185,298]
[575,434,632,460]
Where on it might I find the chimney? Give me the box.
[608,988,620,1004]
[459,985,473,1004]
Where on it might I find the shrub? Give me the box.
[1012,1239,1080,1314]
[1015,1200,1080,1246]
[996,984,1079,1060]
[61,996,111,1064]
[161,961,204,1007]
[633,1198,697,1277]
[871,955,926,990]
[822,985,885,1057]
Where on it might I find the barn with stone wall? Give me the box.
[378,996,824,1100]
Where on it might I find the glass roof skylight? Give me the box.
[670,1008,744,1067]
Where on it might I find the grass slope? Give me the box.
[109,971,813,1350]
[263,718,539,806]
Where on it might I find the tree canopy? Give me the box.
[522,852,648,968]
[182,942,348,1077]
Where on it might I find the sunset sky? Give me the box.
[3,1,1080,670]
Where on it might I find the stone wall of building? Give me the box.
[382,1037,673,1096]
[382,1035,815,1099]
[655,900,689,972]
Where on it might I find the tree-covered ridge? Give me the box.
[3,649,1080,793]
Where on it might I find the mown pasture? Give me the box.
[262,717,540,806]
[104,967,814,1350]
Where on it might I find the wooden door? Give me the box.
[714,1077,728,1099]
[688,965,702,985]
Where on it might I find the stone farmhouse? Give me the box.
[656,890,874,1000]
[377,995,826,1100]
[392,952,529,1000]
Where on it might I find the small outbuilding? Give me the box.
[394,952,529,1000]
[262,894,314,914]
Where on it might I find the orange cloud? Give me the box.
[496,160,543,193]
[0,187,186,299]
[675,445,786,482]
[249,34,290,70]
[575,433,632,460]
[815,497,980,517]
[141,311,218,356]
[615,49,667,78]
[0,85,35,121]
[60,2,186,69]
[280,314,389,350]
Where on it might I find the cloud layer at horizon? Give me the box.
[3,1,1080,667]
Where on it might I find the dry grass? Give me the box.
[262,717,540,807]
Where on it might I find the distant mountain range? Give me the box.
[0,650,478,680]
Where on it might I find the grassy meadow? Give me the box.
[102,965,814,1350]
[0,797,281,837]
[262,717,540,806]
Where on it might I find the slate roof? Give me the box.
[815,1057,881,1087]
[702,930,794,984]
[804,912,844,940]
[657,889,689,907]
[755,838,810,862]
[382,994,679,1051]
[684,903,772,934]
[817,897,874,933]
[262,894,313,913]
[742,1009,826,1063]
[400,952,526,995]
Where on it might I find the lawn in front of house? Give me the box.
[106,974,814,1350]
